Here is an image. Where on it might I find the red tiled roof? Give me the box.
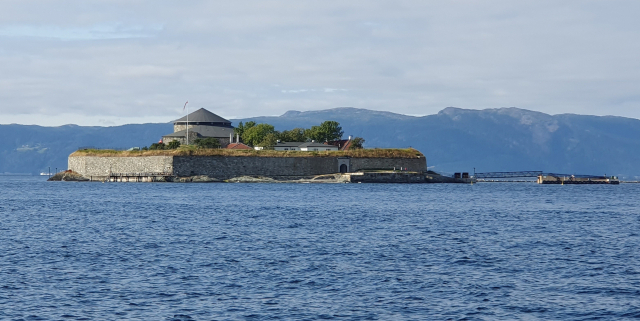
[226,143,252,150]
[325,140,352,150]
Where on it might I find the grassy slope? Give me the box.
[70,147,424,159]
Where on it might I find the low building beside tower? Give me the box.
[162,108,237,147]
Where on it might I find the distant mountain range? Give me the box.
[2,107,640,179]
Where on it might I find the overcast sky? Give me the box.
[1,0,639,126]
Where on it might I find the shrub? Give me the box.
[351,137,365,149]
[194,137,221,149]
[149,142,166,150]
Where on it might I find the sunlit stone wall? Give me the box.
[69,155,426,180]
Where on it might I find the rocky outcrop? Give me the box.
[173,175,221,183]
[47,170,89,182]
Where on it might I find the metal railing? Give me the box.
[109,172,172,177]
[474,171,543,179]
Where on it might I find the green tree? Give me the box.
[305,121,343,142]
[193,137,221,149]
[319,121,343,142]
[303,127,319,142]
[242,123,276,146]
[350,137,365,149]
[234,121,256,139]
[258,133,279,149]
[167,141,181,149]
[279,128,306,142]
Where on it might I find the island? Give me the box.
[58,108,453,183]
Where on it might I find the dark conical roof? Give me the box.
[173,108,231,124]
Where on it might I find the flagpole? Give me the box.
[184,101,189,145]
[187,103,189,145]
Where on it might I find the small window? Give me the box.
[284,148,288,150]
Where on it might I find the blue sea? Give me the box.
[1,176,639,320]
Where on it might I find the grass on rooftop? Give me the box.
[71,146,424,158]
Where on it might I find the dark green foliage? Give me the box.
[234,121,256,138]
[258,133,279,149]
[194,137,221,149]
[167,141,181,149]
[278,128,306,142]
[242,123,276,146]
[142,146,149,151]
[351,137,365,149]
[149,142,166,150]
[305,121,343,142]
[239,121,345,146]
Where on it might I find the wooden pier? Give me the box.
[107,172,173,182]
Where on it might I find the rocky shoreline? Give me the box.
[48,170,475,184]
[47,170,89,182]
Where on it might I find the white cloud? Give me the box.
[323,88,347,93]
[0,23,162,40]
[107,65,180,79]
[0,0,639,126]
[280,88,348,94]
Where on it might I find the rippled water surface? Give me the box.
[1,177,639,320]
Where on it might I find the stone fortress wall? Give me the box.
[68,156,174,177]
[173,124,196,132]
[69,155,426,180]
[172,156,338,179]
[350,157,424,172]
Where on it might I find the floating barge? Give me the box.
[537,174,619,185]
[474,171,620,185]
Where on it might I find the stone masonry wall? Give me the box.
[173,124,198,132]
[350,157,426,172]
[349,172,427,183]
[173,156,338,179]
[162,131,201,146]
[68,155,426,179]
[173,156,426,179]
[69,156,174,177]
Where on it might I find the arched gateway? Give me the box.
[337,157,350,174]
